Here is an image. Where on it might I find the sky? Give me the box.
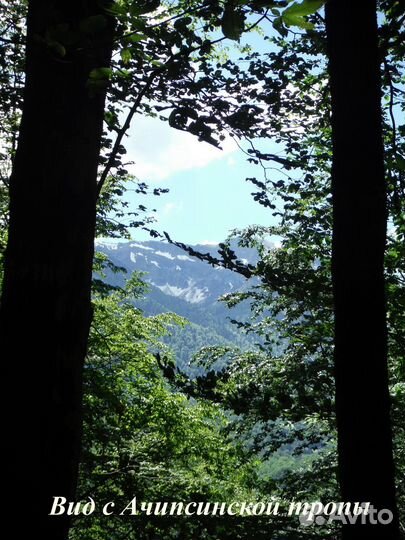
[101,8,403,247]
[104,20,285,247]
[122,113,279,245]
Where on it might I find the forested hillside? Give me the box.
[96,239,260,366]
[0,1,404,540]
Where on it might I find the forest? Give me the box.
[0,0,404,539]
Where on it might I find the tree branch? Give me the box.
[96,69,158,198]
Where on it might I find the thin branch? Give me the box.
[383,59,405,208]
[96,69,159,198]
[119,0,212,41]
[384,60,398,158]
[96,9,271,199]
[163,231,255,278]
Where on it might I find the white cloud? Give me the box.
[125,114,237,182]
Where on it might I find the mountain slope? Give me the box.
[95,239,259,368]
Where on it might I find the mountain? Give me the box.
[95,239,260,370]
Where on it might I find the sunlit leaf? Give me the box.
[89,67,112,80]
[283,13,315,29]
[120,48,132,65]
[283,0,325,17]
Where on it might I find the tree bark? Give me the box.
[325,1,399,538]
[0,2,114,538]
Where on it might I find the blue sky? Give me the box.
[120,23,283,246]
[123,112,279,245]
[105,7,403,247]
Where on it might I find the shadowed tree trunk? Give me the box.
[0,2,114,539]
[325,1,399,538]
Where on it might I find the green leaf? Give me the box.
[282,13,315,29]
[89,67,112,80]
[174,16,193,29]
[127,33,147,43]
[283,0,325,17]
[273,16,288,36]
[104,111,117,129]
[221,3,246,41]
[395,154,405,171]
[200,40,212,54]
[120,48,132,65]
[130,0,160,16]
[49,41,66,57]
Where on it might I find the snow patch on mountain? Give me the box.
[130,243,154,251]
[152,279,208,304]
[155,250,176,260]
[95,240,118,250]
[177,255,195,262]
[95,239,258,306]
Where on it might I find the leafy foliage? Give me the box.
[159,0,404,522]
[73,278,269,539]
[0,0,403,537]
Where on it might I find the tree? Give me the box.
[0,2,247,536]
[0,2,115,538]
[0,2,265,537]
[325,1,399,538]
[71,277,272,540]
[1,0,403,538]
[165,1,404,534]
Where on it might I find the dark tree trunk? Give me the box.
[0,2,114,539]
[325,1,399,539]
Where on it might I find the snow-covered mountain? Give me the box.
[95,239,260,368]
[96,239,257,305]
